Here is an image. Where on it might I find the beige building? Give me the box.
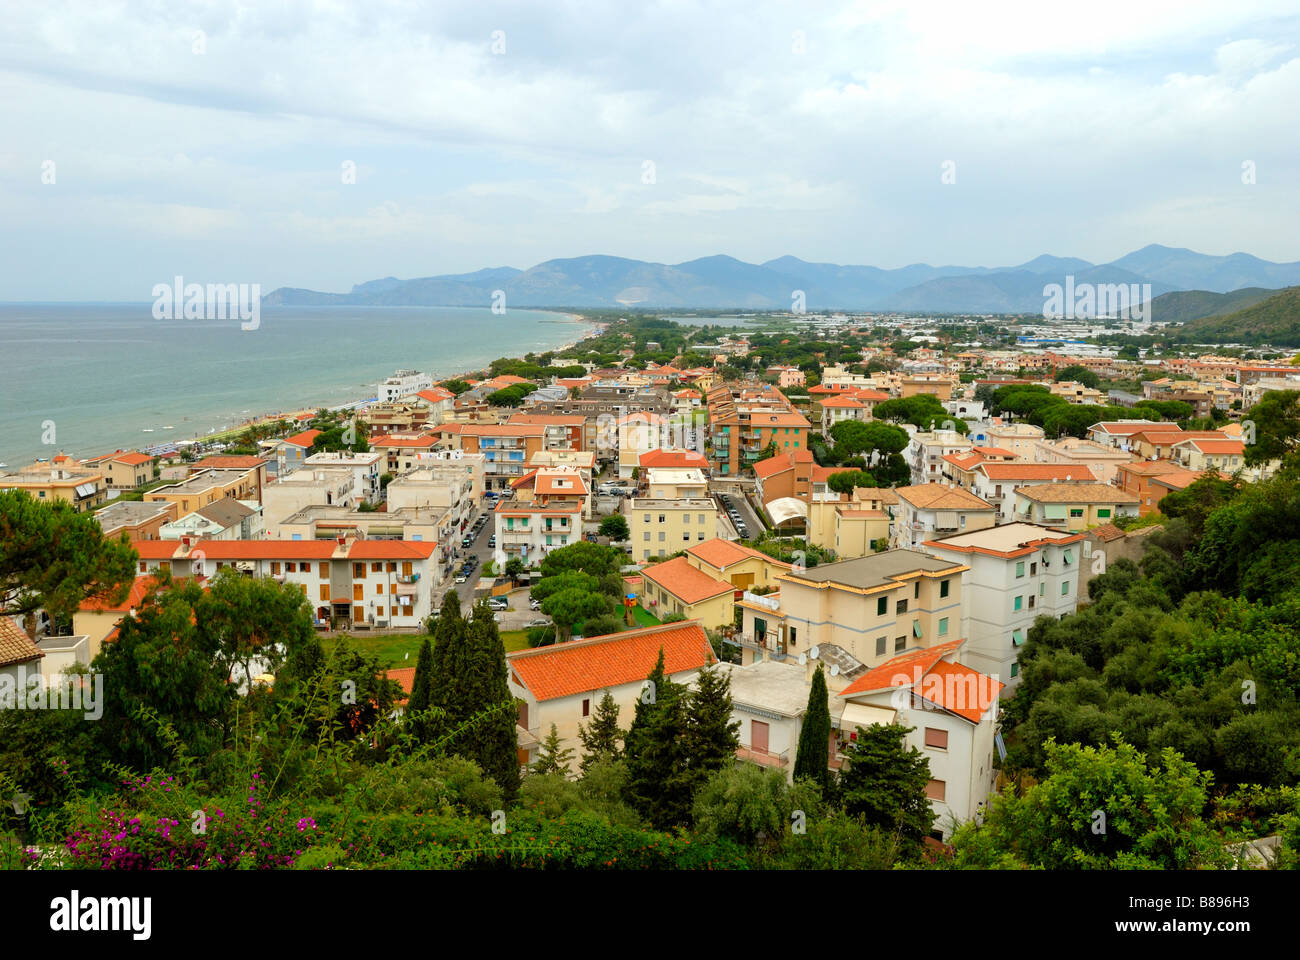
[645,467,708,499]
[1,463,107,512]
[507,621,717,772]
[1032,436,1132,485]
[982,421,1046,458]
[262,467,358,537]
[83,450,157,489]
[890,485,997,550]
[625,497,721,562]
[1014,483,1141,530]
[638,556,734,628]
[95,500,177,540]
[684,538,792,591]
[735,550,968,669]
[145,466,263,518]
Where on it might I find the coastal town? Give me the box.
[5,310,1300,870]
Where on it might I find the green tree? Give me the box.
[1243,389,1300,466]
[794,665,832,789]
[504,557,526,583]
[541,588,611,640]
[624,649,693,829]
[826,470,876,495]
[578,691,624,773]
[599,514,630,541]
[838,723,934,853]
[684,664,740,790]
[1053,364,1102,389]
[406,634,436,743]
[531,723,575,777]
[0,490,136,629]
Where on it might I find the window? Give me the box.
[698,514,707,524]
[371,562,382,572]
[658,514,666,523]
[926,779,946,801]
[1012,628,1025,646]
[319,562,329,577]
[789,627,797,648]
[1013,595,1022,611]
[683,532,690,541]
[895,636,906,652]
[877,596,888,617]
[1097,508,1111,519]
[940,578,950,598]
[582,698,590,718]
[896,598,908,615]
[1030,562,1037,575]
[913,620,923,638]
[924,728,948,749]
[272,561,281,575]
[938,617,949,636]
[1010,662,1019,678]
[1028,595,1035,609]
[353,563,364,578]
[1069,508,1084,518]
[644,532,650,541]
[1062,580,1070,595]
[658,531,666,542]
[1063,548,1073,565]
[876,636,886,656]
[913,582,920,599]
[286,562,297,573]
[319,584,329,601]
[644,514,650,522]
[1015,561,1025,578]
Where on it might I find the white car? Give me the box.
[529,598,542,610]
[454,575,467,584]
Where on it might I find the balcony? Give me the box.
[736,744,789,769]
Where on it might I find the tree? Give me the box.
[599,514,629,541]
[838,723,934,853]
[504,557,526,584]
[826,470,875,495]
[794,665,832,789]
[541,588,611,640]
[531,723,575,777]
[441,379,471,396]
[1053,364,1102,389]
[684,664,741,790]
[578,691,624,773]
[461,598,522,799]
[538,541,625,581]
[624,649,694,828]
[406,634,436,743]
[1,490,136,629]
[1243,389,1300,466]
[195,567,316,691]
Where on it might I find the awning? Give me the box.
[1043,504,1068,520]
[1062,548,1074,563]
[837,702,896,733]
[766,496,808,527]
[913,620,923,638]
[74,483,97,497]
[935,510,958,528]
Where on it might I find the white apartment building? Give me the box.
[906,429,974,486]
[386,461,481,540]
[921,523,1083,689]
[890,485,997,551]
[971,420,1046,458]
[262,467,358,537]
[969,462,1098,524]
[378,370,433,403]
[302,450,385,503]
[494,468,588,564]
[645,467,708,499]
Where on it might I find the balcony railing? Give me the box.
[736,744,789,769]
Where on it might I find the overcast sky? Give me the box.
[2,0,1298,300]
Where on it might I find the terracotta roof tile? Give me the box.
[507,621,716,701]
[838,639,965,697]
[0,616,44,669]
[640,556,734,604]
[283,429,322,448]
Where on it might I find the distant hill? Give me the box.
[263,246,1300,312]
[1150,287,1277,325]
[1176,286,1300,346]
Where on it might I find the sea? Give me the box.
[0,304,599,467]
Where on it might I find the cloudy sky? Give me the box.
[2,0,1298,300]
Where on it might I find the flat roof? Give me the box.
[783,550,965,592]
[710,660,827,718]
[924,521,1082,554]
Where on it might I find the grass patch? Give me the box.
[322,632,426,670]
[499,629,532,652]
[631,605,661,628]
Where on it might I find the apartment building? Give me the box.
[616,412,671,479]
[900,374,954,400]
[1085,420,1162,451]
[819,396,868,436]
[507,621,717,773]
[1049,380,1105,405]
[907,429,974,486]
[1014,483,1140,530]
[276,507,445,566]
[494,469,588,563]
[131,537,437,629]
[0,464,107,512]
[969,462,1098,524]
[364,402,434,436]
[83,450,156,489]
[625,497,721,562]
[754,448,816,507]
[684,537,792,592]
[890,485,996,550]
[507,413,587,452]
[95,500,177,540]
[976,420,1046,458]
[378,370,433,403]
[1127,428,1227,461]
[386,459,482,535]
[734,550,968,668]
[806,487,897,558]
[144,466,263,518]
[303,450,384,504]
[160,497,263,541]
[706,384,810,476]
[1115,461,1203,515]
[645,467,708,500]
[767,365,807,389]
[709,659,835,778]
[191,456,270,502]
[460,423,547,490]
[269,429,321,473]
[922,522,1084,687]
[262,467,359,537]
[940,447,1017,489]
[1170,438,1245,474]
[1032,436,1133,485]
[835,641,1002,838]
[370,433,442,474]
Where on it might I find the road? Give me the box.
[708,480,764,540]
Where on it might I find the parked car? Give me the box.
[461,537,472,548]
[487,536,496,547]
[525,618,550,628]
[454,575,467,584]
[529,598,542,610]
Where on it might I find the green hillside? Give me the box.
[1173,285,1300,347]
[1151,286,1276,325]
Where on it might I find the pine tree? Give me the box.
[406,635,435,743]
[463,597,522,800]
[578,691,624,774]
[427,589,465,742]
[623,648,693,828]
[531,723,575,776]
[684,663,740,790]
[793,664,832,789]
[839,722,934,852]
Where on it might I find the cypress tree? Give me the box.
[577,691,624,774]
[839,722,934,853]
[406,635,435,743]
[793,664,832,789]
[624,648,693,828]
[531,723,576,776]
[463,596,522,800]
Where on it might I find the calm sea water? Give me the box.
[0,304,597,466]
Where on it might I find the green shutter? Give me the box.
[1012,629,1025,646]
[913,620,922,638]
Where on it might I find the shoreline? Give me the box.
[81,310,604,463]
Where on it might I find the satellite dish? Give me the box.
[809,645,820,660]
[798,653,807,665]
[830,664,840,677]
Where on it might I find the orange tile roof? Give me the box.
[1017,482,1140,504]
[0,616,44,668]
[638,449,707,469]
[461,423,546,437]
[1175,439,1243,454]
[132,540,184,559]
[1117,460,1191,477]
[415,387,455,403]
[80,575,163,613]
[687,537,792,572]
[914,660,1004,723]
[641,556,734,604]
[283,429,322,448]
[194,455,268,469]
[386,667,417,701]
[895,485,994,510]
[113,451,155,466]
[188,540,338,559]
[371,434,438,448]
[970,446,1017,458]
[838,639,965,697]
[819,397,864,408]
[347,540,437,559]
[507,621,716,702]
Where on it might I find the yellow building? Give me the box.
[1,463,106,512]
[624,497,719,562]
[1014,483,1141,530]
[638,556,735,628]
[684,538,792,591]
[143,467,263,518]
[735,550,968,668]
[83,450,157,489]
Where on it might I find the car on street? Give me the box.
[486,597,508,611]
[461,537,472,547]
[529,598,542,610]
[487,536,496,547]
[454,575,467,584]
[524,618,550,628]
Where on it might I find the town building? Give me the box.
[624,497,721,562]
[637,556,734,627]
[82,450,157,489]
[890,485,997,550]
[95,500,177,541]
[1013,483,1141,530]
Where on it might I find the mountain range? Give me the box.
[263,244,1300,314]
